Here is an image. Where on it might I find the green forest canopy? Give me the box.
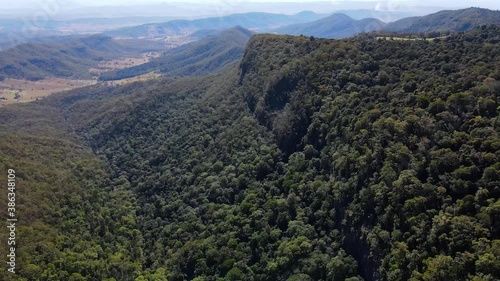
[0,25,499,281]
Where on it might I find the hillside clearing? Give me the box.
[0,78,96,106]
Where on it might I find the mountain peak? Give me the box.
[328,13,354,20]
[275,12,385,39]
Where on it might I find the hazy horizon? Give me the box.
[0,0,498,18]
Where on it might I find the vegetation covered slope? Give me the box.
[99,26,253,81]
[384,7,500,32]
[1,26,500,281]
[275,13,386,39]
[0,34,164,81]
[0,101,145,280]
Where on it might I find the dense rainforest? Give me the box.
[0,25,499,281]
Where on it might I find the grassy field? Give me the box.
[89,52,161,75]
[0,73,163,106]
[0,78,96,106]
[103,71,162,86]
[0,51,165,106]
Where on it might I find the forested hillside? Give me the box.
[384,7,500,33]
[1,25,499,281]
[0,98,145,280]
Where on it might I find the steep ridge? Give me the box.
[237,27,500,280]
[0,26,499,281]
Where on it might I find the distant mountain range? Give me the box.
[1,7,498,51]
[0,1,436,20]
[100,26,253,81]
[105,12,325,38]
[104,7,500,40]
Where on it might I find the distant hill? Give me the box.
[384,7,500,32]
[274,13,386,39]
[0,35,164,81]
[187,29,221,40]
[0,34,87,51]
[334,9,428,21]
[105,12,324,38]
[99,26,253,81]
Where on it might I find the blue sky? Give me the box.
[75,0,497,9]
[0,0,498,11]
[71,0,498,9]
